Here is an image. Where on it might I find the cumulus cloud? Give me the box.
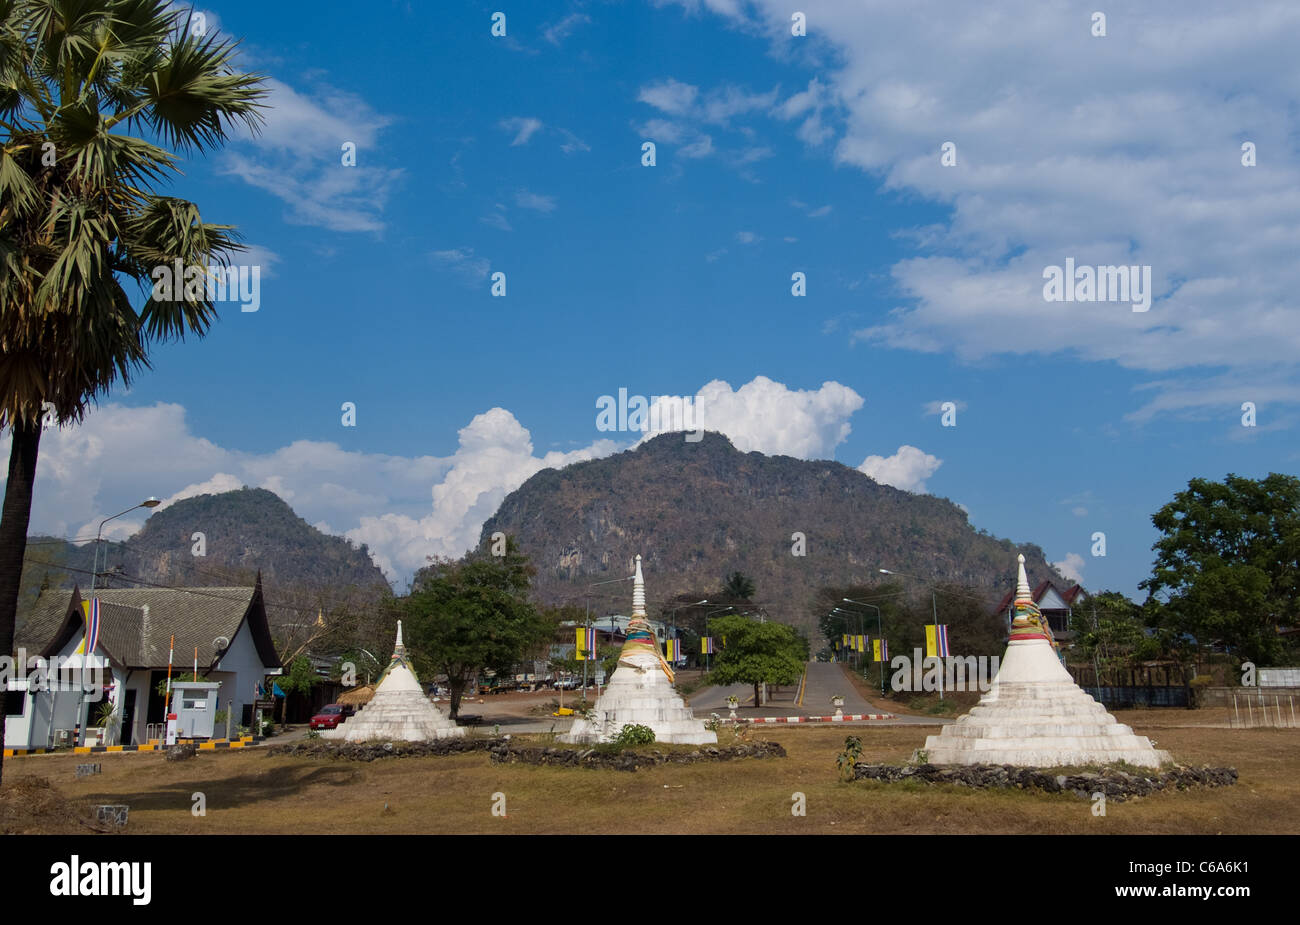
[662,0,1300,416]
[641,376,865,459]
[857,445,942,493]
[3,403,615,588]
[10,376,872,587]
[1052,552,1086,585]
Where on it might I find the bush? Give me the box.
[612,724,656,748]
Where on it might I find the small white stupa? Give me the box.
[562,555,717,745]
[922,554,1170,769]
[324,621,465,741]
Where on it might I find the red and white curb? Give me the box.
[727,713,896,724]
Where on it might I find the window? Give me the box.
[4,690,25,717]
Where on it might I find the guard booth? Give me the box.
[171,681,221,738]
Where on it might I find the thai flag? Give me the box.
[84,598,101,655]
[937,624,950,658]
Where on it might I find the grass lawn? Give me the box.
[3,720,1297,834]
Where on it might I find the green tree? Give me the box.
[722,572,756,601]
[1070,590,1162,678]
[1140,473,1300,665]
[0,1,265,782]
[403,540,550,718]
[709,614,807,708]
[275,656,320,725]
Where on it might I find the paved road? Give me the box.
[687,660,942,725]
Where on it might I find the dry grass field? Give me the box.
[3,718,1297,835]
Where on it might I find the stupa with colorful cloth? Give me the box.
[562,555,717,745]
[323,621,464,742]
[922,554,1170,768]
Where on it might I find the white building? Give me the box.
[8,577,281,748]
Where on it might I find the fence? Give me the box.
[1068,663,1189,708]
[1229,692,1299,728]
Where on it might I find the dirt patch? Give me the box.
[0,775,111,835]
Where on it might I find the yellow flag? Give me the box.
[925,625,937,658]
[575,627,587,660]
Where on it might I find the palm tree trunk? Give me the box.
[0,420,42,785]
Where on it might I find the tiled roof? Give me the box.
[993,579,1088,616]
[15,580,280,670]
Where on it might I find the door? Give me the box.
[121,689,136,746]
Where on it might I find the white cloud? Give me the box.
[735,231,760,244]
[5,402,616,588]
[1052,552,1086,585]
[642,376,865,459]
[10,376,873,587]
[638,78,700,116]
[857,445,942,493]
[431,247,491,285]
[543,13,592,45]
[662,0,1300,415]
[515,190,557,212]
[500,116,544,146]
[221,78,401,233]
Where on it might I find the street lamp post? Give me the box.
[90,498,161,594]
[878,568,943,700]
[841,599,884,694]
[666,599,708,668]
[79,497,160,747]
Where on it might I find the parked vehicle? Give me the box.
[308,704,355,730]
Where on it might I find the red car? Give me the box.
[309,704,354,730]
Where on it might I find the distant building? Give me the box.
[8,577,281,748]
[994,579,1086,639]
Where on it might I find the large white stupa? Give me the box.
[562,555,717,745]
[323,622,465,742]
[922,555,1170,769]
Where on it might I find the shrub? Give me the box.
[612,724,656,748]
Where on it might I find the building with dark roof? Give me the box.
[993,578,1087,639]
[6,576,281,749]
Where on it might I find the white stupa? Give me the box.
[922,555,1170,769]
[562,555,718,745]
[323,621,465,741]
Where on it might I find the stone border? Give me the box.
[852,763,1237,800]
[267,738,496,762]
[266,737,786,770]
[489,741,786,772]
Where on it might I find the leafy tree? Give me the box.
[1141,473,1300,665]
[1070,590,1162,677]
[0,1,265,782]
[709,614,807,707]
[403,539,550,718]
[275,656,320,724]
[722,572,756,601]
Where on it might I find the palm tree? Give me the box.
[0,1,266,780]
[723,571,755,601]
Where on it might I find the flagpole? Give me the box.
[933,591,943,701]
[163,634,175,730]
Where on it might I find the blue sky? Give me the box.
[12,1,1300,601]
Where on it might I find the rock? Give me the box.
[165,743,197,762]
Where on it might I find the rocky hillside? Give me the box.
[480,432,1066,633]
